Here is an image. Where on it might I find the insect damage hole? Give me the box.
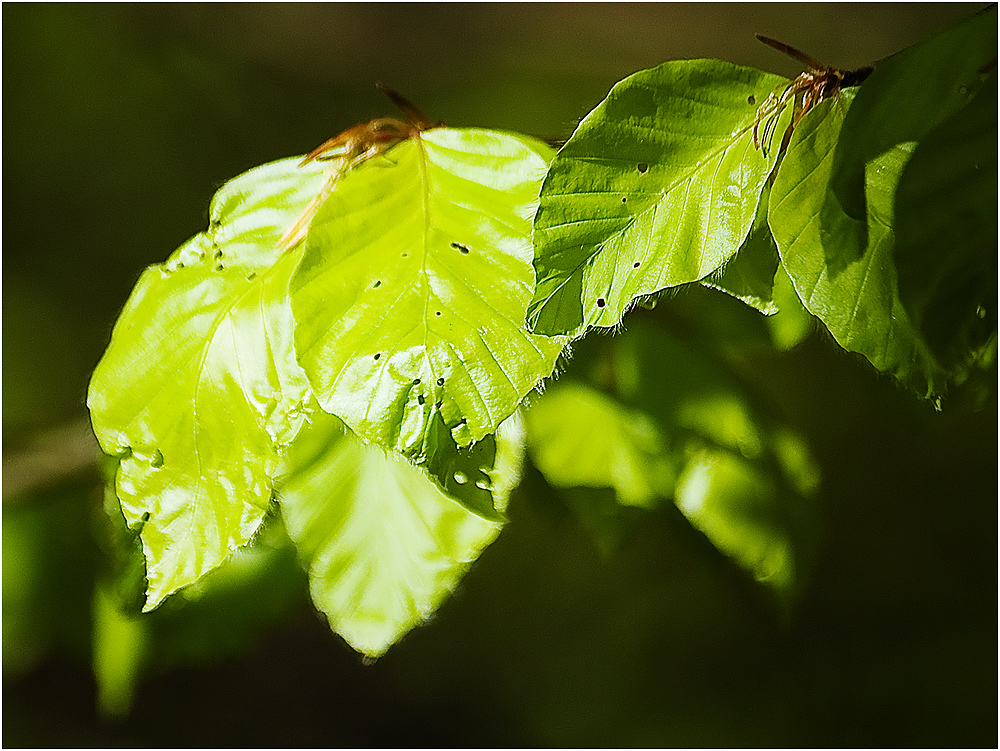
[453,471,468,485]
[637,162,649,174]
[633,262,640,268]
[747,94,756,105]
[373,353,381,360]
[596,297,606,308]
[450,242,471,254]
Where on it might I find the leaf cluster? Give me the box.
[86,6,996,709]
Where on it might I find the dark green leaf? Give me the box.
[822,5,997,266]
[894,76,998,370]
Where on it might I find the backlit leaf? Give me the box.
[291,128,565,460]
[88,157,324,609]
[277,410,523,657]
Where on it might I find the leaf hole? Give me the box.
[373,280,382,288]
[475,480,490,491]
[633,261,640,268]
[621,197,627,203]
[450,242,471,254]
[596,297,606,308]
[373,353,381,360]
[435,311,442,316]
[436,377,445,386]
[453,471,468,485]
[412,378,421,384]
[747,94,756,105]
[637,162,649,174]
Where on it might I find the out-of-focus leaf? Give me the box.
[528,60,791,337]
[277,410,523,657]
[764,265,814,351]
[822,5,997,265]
[290,128,564,460]
[92,584,148,718]
[88,157,323,609]
[769,93,949,398]
[526,381,676,508]
[893,76,998,371]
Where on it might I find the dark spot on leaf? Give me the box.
[401,252,409,258]
[637,162,649,174]
[633,262,640,268]
[373,280,382,288]
[597,297,606,308]
[246,272,258,281]
[436,377,445,386]
[176,262,185,269]
[435,311,442,316]
[373,353,381,360]
[140,511,151,523]
[214,263,225,272]
[214,249,224,259]
[621,197,627,203]
[748,94,756,105]
[412,378,421,385]
[418,394,425,405]
[151,450,164,468]
[451,242,471,254]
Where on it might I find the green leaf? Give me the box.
[527,60,791,337]
[277,409,523,657]
[893,76,998,370]
[766,265,814,351]
[290,128,565,460]
[93,584,149,718]
[675,443,813,596]
[526,381,676,508]
[88,156,325,609]
[769,94,948,398]
[701,184,780,315]
[822,5,997,265]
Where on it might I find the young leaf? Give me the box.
[527,60,791,337]
[88,157,324,609]
[821,5,997,266]
[701,184,781,315]
[526,381,676,508]
[290,128,565,460]
[277,410,523,657]
[893,77,998,370]
[769,93,949,398]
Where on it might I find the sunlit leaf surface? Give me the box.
[277,410,523,657]
[88,157,324,608]
[528,60,790,337]
[291,128,565,459]
[769,94,948,398]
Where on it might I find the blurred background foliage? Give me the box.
[3,3,995,746]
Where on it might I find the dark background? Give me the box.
[4,4,996,747]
